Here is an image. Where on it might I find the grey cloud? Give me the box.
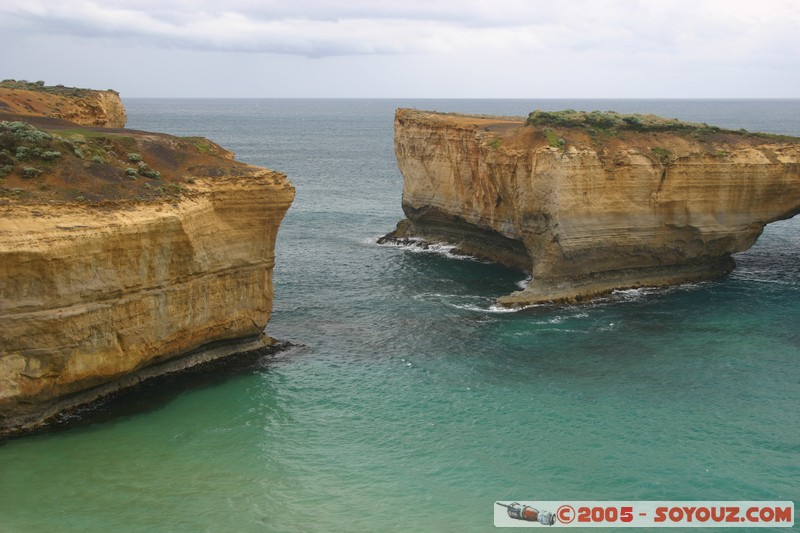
[0,0,797,59]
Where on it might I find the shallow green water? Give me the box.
[1,99,797,532]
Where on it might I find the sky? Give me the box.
[1,0,799,98]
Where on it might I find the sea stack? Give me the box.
[383,108,800,305]
[0,82,294,435]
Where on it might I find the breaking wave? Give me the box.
[373,236,485,262]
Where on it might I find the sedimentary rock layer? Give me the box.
[388,109,800,305]
[0,173,294,433]
[0,85,126,127]
[0,84,294,435]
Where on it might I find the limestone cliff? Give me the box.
[385,109,800,305]
[0,80,126,127]
[0,87,293,435]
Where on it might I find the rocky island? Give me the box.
[383,108,800,305]
[0,82,294,436]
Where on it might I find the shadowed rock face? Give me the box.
[386,109,800,305]
[0,87,294,435]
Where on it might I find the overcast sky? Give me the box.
[1,0,798,98]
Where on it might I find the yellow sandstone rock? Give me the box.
[387,109,800,305]
[0,82,126,127]
[0,85,293,434]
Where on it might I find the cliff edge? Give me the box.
[0,85,294,436]
[384,109,800,305]
[0,80,126,127]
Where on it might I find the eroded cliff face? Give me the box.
[0,88,293,435]
[388,109,800,305]
[0,174,293,432]
[0,85,126,127]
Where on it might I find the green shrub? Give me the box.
[125,167,137,179]
[525,109,745,137]
[21,166,42,179]
[91,155,105,164]
[622,116,643,129]
[544,128,566,149]
[651,147,671,165]
[41,150,61,161]
[137,162,161,179]
[127,153,142,162]
[526,110,585,128]
[586,111,617,129]
[0,121,52,146]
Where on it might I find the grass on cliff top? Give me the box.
[525,109,799,140]
[0,121,189,204]
[0,79,118,97]
[181,137,224,156]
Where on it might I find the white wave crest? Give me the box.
[374,236,483,261]
[447,302,522,314]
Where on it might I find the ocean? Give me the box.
[0,99,797,532]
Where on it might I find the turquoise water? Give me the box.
[1,100,798,532]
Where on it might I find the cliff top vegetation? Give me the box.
[0,118,254,205]
[0,80,276,205]
[0,79,118,97]
[525,109,798,140]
